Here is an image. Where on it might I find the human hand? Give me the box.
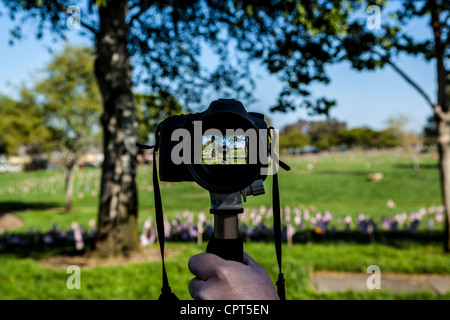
[188,252,280,300]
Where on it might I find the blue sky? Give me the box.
[0,3,437,133]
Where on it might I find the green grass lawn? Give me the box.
[1,150,449,300]
[1,242,449,300]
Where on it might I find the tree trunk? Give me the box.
[436,109,450,252]
[431,3,449,252]
[411,153,422,179]
[64,166,75,212]
[93,0,139,256]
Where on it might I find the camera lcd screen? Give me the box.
[202,135,249,165]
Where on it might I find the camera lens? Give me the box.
[187,112,262,193]
[201,135,249,165]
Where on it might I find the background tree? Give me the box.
[27,44,102,212]
[307,118,347,149]
[279,130,310,153]
[386,115,424,178]
[0,93,52,156]
[335,127,376,149]
[334,126,399,149]
[280,118,347,150]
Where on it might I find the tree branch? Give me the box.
[372,51,436,111]
[384,59,435,109]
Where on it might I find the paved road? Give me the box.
[311,271,450,294]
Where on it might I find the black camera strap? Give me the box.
[268,126,290,300]
[152,146,179,300]
[137,137,179,301]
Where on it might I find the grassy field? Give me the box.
[1,242,450,300]
[1,150,449,300]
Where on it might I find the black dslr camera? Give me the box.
[157,98,270,194]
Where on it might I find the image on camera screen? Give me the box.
[202,135,249,165]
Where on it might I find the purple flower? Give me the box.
[74,228,84,250]
[163,217,171,239]
[148,229,156,244]
[189,226,198,239]
[394,213,407,225]
[259,205,267,215]
[322,211,333,225]
[43,234,53,244]
[8,234,20,246]
[303,209,310,220]
[381,218,391,230]
[58,230,67,238]
[390,221,398,231]
[410,220,420,233]
[357,214,365,223]
[66,231,74,242]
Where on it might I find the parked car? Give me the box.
[0,161,23,173]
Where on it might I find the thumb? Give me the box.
[243,252,260,267]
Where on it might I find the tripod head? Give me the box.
[206,180,265,262]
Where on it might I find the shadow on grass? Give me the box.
[395,163,439,170]
[2,228,446,261]
[314,170,369,176]
[291,229,446,248]
[0,234,93,260]
[0,245,89,260]
[0,201,61,213]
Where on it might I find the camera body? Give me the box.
[158,99,269,194]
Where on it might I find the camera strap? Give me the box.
[269,126,290,300]
[137,136,179,301]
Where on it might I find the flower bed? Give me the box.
[0,204,445,252]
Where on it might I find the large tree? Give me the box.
[337,0,449,251]
[28,44,102,212]
[1,0,359,255]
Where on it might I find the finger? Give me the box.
[188,277,206,300]
[243,252,258,266]
[188,253,226,281]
